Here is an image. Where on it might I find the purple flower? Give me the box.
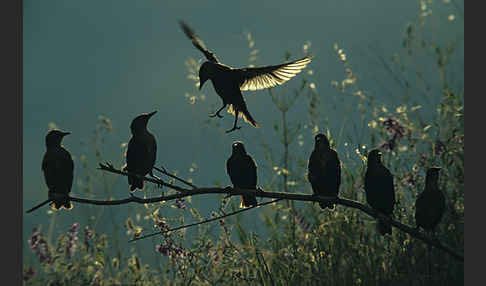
[66,223,79,259]
[402,172,417,187]
[418,154,427,167]
[28,227,52,264]
[379,137,396,151]
[155,243,172,256]
[173,198,187,210]
[156,218,170,231]
[69,222,80,234]
[209,250,219,262]
[435,140,446,155]
[84,226,94,251]
[155,240,189,260]
[382,117,406,138]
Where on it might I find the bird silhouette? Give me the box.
[415,167,446,233]
[123,111,159,192]
[226,141,259,208]
[364,149,396,235]
[179,20,312,133]
[308,133,341,209]
[42,130,74,211]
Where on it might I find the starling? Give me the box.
[307,133,341,209]
[226,141,258,208]
[124,111,158,192]
[179,20,312,133]
[415,167,445,232]
[42,130,74,210]
[364,149,396,235]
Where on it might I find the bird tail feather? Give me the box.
[50,199,73,211]
[377,217,392,235]
[240,195,258,208]
[228,104,258,128]
[129,177,144,192]
[319,201,335,210]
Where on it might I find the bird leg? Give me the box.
[209,103,227,118]
[225,110,242,133]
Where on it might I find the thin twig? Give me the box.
[26,199,52,214]
[97,162,189,193]
[130,199,283,242]
[153,166,198,189]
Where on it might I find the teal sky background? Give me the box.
[23,0,463,266]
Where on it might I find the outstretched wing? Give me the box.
[179,20,219,63]
[237,56,311,91]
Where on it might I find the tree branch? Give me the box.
[26,199,52,214]
[65,183,463,262]
[28,163,462,262]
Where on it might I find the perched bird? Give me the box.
[124,111,158,192]
[179,20,312,133]
[307,133,341,209]
[364,149,396,235]
[42,130,74,211]
[415,167,446,233]
[226,141,258,208]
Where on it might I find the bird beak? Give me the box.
[148,111,157,118]
[61,132,71,137]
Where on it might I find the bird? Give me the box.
[179,20,312,133]
[42,130,74,211]
[226,141,259,208]
[415,167,446,233]
[123,111,159,192]
[307,133,341,209]
[364,149,396,235]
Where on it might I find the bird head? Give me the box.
[367,149,382,165]
[426,167,441,183]
[198,62,212,90]
[314,133,330,150]
[231,141,247,155]
[45,130,71,148]
[130,111,157,135]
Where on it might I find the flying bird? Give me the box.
[364,149,396,235]
[42,130,74,211]
[226,141,259,208]
[308,133,341,209]
[124,111,159,192]
[415,167,446,233]
[179,20,312,133]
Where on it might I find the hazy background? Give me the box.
[23,0,463,266]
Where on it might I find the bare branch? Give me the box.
[153,166,198,189]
